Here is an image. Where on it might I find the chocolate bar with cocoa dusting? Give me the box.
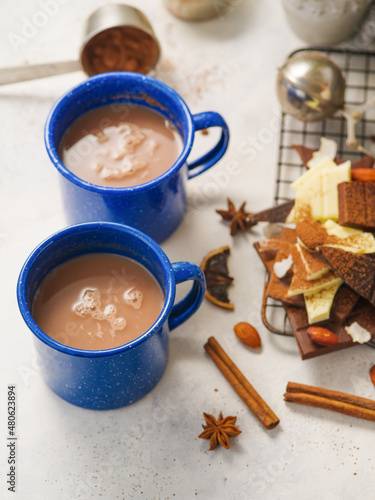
[267,270,305,308]
[254,229,304,308]
[338,181,375,232]
[321,246,375,306]
[266,249,304,308]
[253,227,297,273]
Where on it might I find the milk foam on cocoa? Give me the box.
[32,253,164,350]
[59,104,183,188]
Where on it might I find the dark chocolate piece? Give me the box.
[292,145,314,167]
[330,284,360,324]
[252,200,295,223]
[292,144,374,169]
[321,246,375,306]
[254,241,277,273]
[351,155,375,170]
[292,144,346,168]
[346,297,375,335]
[338,181,375,232]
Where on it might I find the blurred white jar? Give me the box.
[164,0,232,20]
[282,0,373,45]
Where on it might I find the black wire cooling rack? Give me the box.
[263,47,375,346]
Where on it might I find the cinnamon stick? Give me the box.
[286,382,375,411]
[204,336,279,429]
[284,382,375,422]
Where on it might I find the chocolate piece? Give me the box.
[330,284,360,324]
[267,271,305,308]
[285,305,354,360]
[253,227,297,273]
[296,218,327,250]
[265,250,304,308]
[338,181,375,232]
[216,199,294,235]
[351,156,375,170]
[292,145,314,167]
[254,229,304,308]
[321,246,375,306]
[252,200,295,223]
[346,297,375,335]
[291,144,349,167]
[296,243,330,280]
[287,243,340,297]
[285,284,361,360]
[292,144,374,169]
[291,144,346,168]
[253,241,278,273]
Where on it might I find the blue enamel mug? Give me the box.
[45,72,229,243]
[16,222,205,410]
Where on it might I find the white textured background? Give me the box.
[1,1,375,499]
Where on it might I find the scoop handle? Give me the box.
[0,60,81,85]
[338,102,375,158]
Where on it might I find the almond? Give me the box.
[307,326,340,346]
[351,168,375,183]
[234,322,261,349]
[370,365,375,387]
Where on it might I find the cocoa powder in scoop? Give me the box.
[82,26,159,75]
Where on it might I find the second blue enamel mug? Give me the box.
[45,72,229,242]
[16,222,206,409]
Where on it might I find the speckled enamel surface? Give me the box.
[17,222,205,410]
[45,72,229,242]
[34,325,169,410]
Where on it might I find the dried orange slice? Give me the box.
[200,246,234,310]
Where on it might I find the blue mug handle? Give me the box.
[168,261,206,331]
[187,111,230,179]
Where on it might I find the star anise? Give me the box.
[216,198,256,235]
[198,412,241,450]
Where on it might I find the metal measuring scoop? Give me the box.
[276,51,375,157]
[0,4,160,85]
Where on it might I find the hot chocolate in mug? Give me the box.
[45,72,229,242]
[17,222,206,409]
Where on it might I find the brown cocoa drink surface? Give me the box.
[32,253,164,350]
[59,104,182,188]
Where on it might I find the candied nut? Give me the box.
[351,168,375,183]
[234,322,261,349]
[307,326,340,346]
[370,365,375,387]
